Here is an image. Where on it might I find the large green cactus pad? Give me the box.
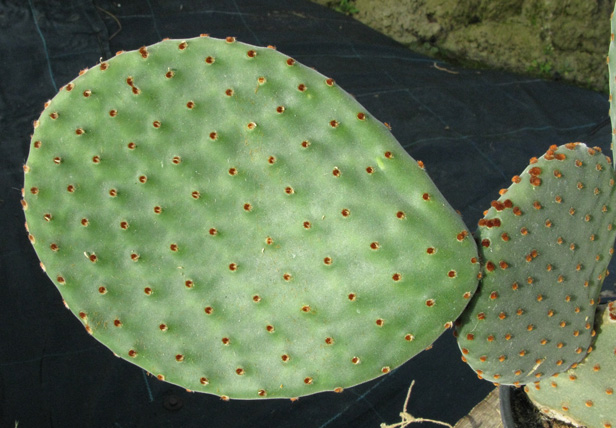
[526,301,616,428]
[22,36,479,399]
[455,143,616,386]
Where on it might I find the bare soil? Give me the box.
[312,0,612,92]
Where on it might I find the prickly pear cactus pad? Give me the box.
[610,3,616,163]
[526,301,616,428]
[455,143,616,386]
[22,36,479,399]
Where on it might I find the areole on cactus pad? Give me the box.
[22,35,479,399]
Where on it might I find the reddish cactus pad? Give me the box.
[456,143,616,386]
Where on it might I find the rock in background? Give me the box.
[311,0,612,92]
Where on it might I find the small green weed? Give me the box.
[334,0,358,15]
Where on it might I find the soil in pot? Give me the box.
[503,386,579,428]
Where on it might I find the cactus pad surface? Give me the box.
[526,301,616,428]
[456,143,616,385]
[22,36,479,399]
[610,3,616,163]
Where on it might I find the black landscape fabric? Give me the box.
[1,1,614,427]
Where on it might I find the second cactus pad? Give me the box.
[456,143,616,385]
[609,2,616,164]
[525,301,616,428]
[22,36,479,399]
